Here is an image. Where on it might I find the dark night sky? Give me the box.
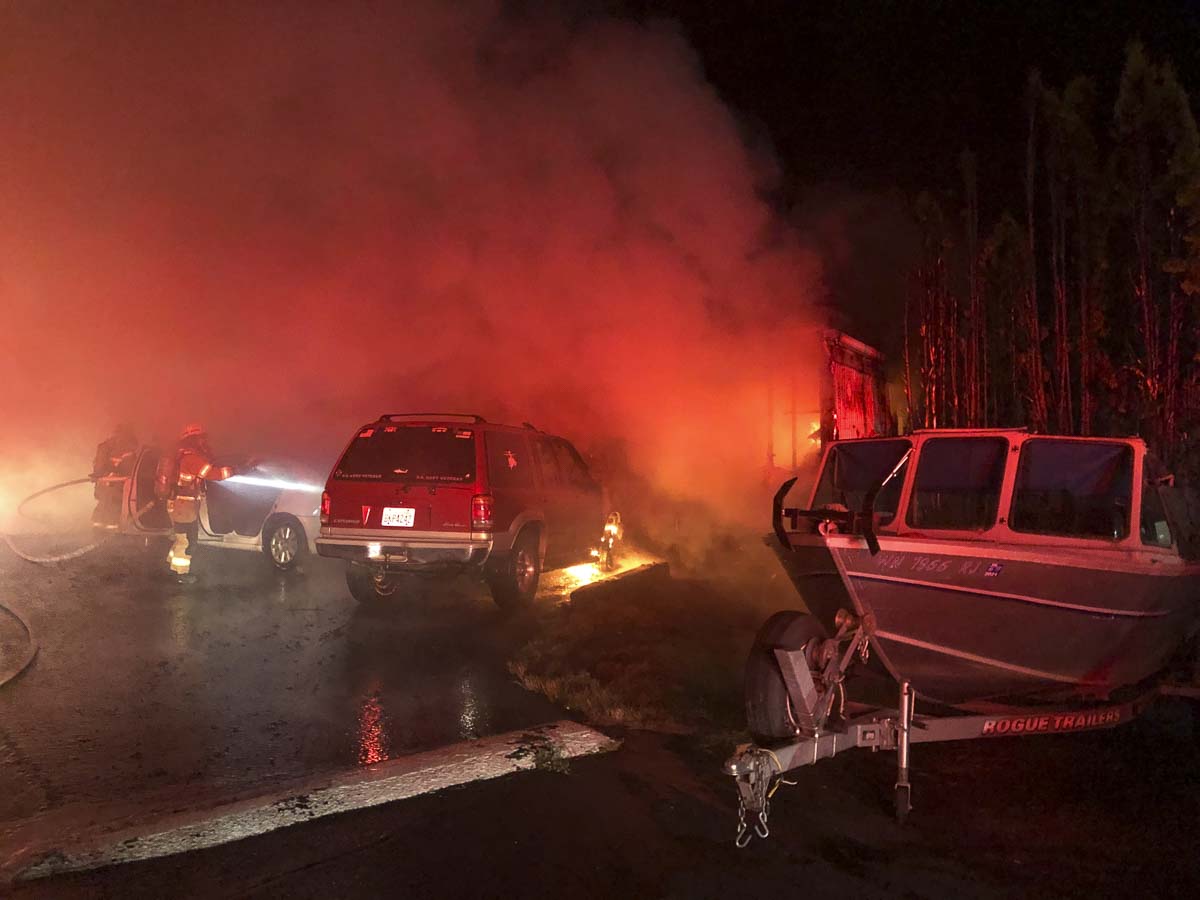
[604,0,1200,361]
[621,0,1200,196]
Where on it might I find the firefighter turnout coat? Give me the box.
[162,444,234,525]
[91,437,137,481]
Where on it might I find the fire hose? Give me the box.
[2,478,156,565]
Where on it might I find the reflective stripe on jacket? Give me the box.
[167,448,233,524]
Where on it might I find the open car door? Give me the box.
[127,447,172,533]
[203,468,281,538]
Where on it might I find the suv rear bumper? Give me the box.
[316,527,493,572]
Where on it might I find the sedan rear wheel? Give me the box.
[265,517,305,571]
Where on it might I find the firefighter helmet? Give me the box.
[180,423,206,439]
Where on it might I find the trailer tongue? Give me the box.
[726,671,1185,846]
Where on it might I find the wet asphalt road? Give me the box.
[0,537,563,839]
[3,536,1200,897]
[11,716,1200,900]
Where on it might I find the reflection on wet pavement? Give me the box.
[458,671,487,739]
[357,684,387,766]
[0,541,577,830]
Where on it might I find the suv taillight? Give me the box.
[472,493,494,530]
[320,491,331,525]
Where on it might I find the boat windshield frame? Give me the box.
[808,430,1172,553]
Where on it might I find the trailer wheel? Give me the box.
[744,611,827,743]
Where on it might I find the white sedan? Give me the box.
[115,448,323,571]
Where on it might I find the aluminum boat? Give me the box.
[772,428,1200,707]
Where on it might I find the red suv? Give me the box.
[317,414,609,608]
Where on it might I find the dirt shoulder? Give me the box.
[510,543,797,742]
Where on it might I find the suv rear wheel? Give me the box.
[488,528,540,610]
[346,562,402,604]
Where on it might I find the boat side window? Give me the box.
[1010,440,1133,539]
[906,437,1007,530]
[812,439,910,527]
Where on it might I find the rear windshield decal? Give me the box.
[333,426,475,484]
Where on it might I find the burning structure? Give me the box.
[764,329,894,480]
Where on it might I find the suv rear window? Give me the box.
[333,425,476,484]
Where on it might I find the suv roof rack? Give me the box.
[378,413,487,424]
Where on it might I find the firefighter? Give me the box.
[158,424,236,578]
[90,423,138,528]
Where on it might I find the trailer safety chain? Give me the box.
[735,796,770,848]
[1,478,157,565]
[733,748,786,848]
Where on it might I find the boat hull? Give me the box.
[775,534,1200,706]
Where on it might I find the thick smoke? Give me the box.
[0,2,823,533]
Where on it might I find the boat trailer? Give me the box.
[725,615,1200,847]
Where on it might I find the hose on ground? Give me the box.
[1,478,158,565]
[2,534,108,565]
[0,600,40,687]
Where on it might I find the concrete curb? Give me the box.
[6,720,617,883]
[0,602,38,689]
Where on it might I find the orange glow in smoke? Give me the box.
[0,6,827,534]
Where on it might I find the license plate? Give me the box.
[380,507,416,527]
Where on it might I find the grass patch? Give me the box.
[511,569,787,735]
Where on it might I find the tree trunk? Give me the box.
[1025,74,1049,432]
[963,153,984,427]
[1048,173,1073,432]
[904,289,914,431]
[1076,185,1091,435]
